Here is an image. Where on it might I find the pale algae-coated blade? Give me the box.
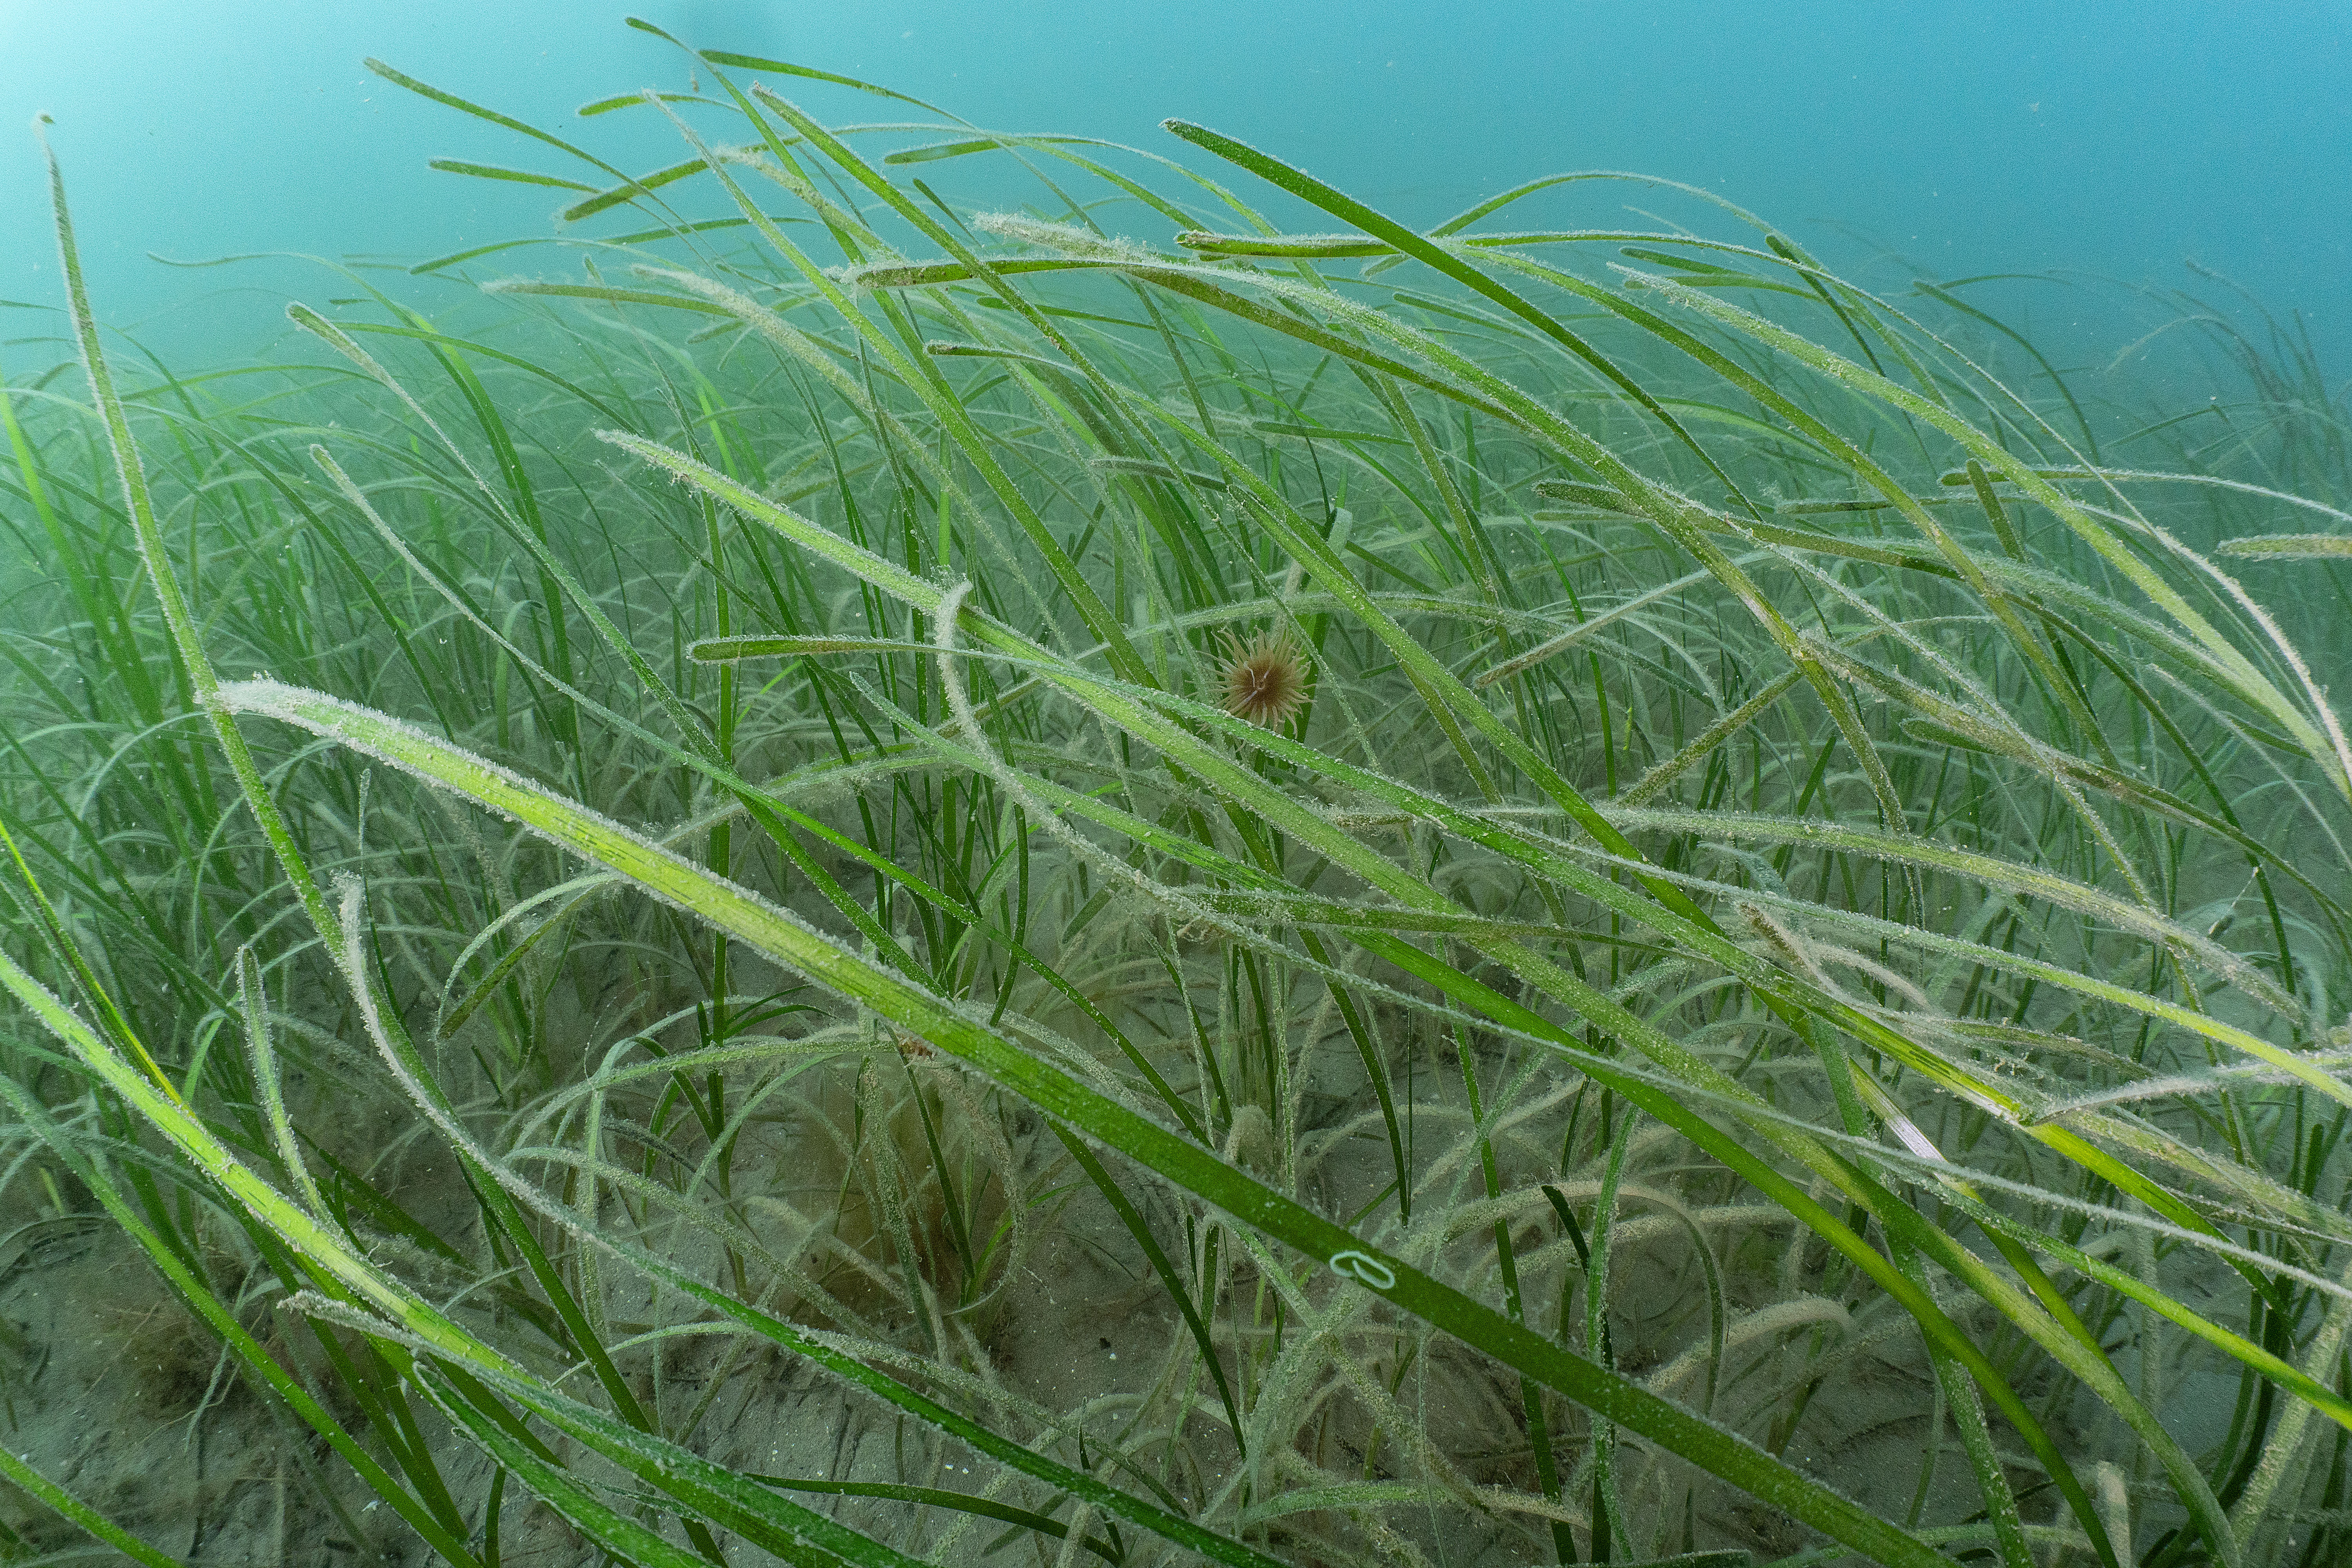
[2221,534,2352,558]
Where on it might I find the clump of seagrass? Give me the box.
[10,35,2352,1568]
[1216,627,1310,728]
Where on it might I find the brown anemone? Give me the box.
[1217,628,1310,729]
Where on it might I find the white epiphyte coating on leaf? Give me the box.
[968,211,1158,263]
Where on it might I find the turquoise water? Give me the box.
[4,1,2347,371]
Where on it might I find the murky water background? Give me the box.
[4,0,2347,374]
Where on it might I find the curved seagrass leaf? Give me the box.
[220,675,1973,1568]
